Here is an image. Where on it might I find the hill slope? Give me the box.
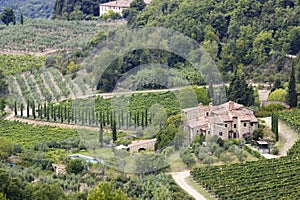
[131,0,300,82]
[0,0,56,19]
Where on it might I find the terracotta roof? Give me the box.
[100,0,152,8]
[186,117,208,128]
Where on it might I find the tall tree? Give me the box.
[0,8,16,26]
[99,123,103,148]
[227,71,254,106]
[112,120,117,142]
[287,65,297,107]
[20,13,23,25]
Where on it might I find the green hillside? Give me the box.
[0,0,56,19]
[131,0,300,82]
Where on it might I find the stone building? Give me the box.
[128,138,156,153]
[99,0,152,17]
[182,101,258,142]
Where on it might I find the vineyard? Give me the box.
[0,54,45,75]
[0,120,78,148]
[12,92,183,132]
[191,108,300,200]
[0,18,100,53]
[7,67,91,105]
[279,109,300,132]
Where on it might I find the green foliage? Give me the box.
[0,0,55,19]
[191,155,300,199]
[88,182,129,200]
[288,65,298,107]
[268,88,287,101]
[101,10,121,21]
[0,19,99,53]
[227,71,254,106]
[66,158,85,175]
[271,112,279,141]
[0,8,16,26]
[181,151,195,167]
[0,55,45,76]
[0,193,5,200]
[279,109,300,131]
[134,152,169,175]
[112,121,117,142]
[30,183,66,200]
[53,0,105,19]
[131,0,300,82]
[0,138,13,161]
[0,120,78,149]
[112,174,193,200]
[123,0,147,25]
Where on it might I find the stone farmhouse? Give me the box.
[99,0,152,17]
[182,101,258,142]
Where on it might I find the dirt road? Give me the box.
[260,117,299,156]
[171,171,207,200]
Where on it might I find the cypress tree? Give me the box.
[121,109,124,127]
[82,110,84,125]
[145,109,148,127]
[60,107,63,123]
[47,106,50,121]
[137,111,140,127]
[99,123,103,147]
[20,13,23,25]
[64,105,67,121]
[20,103,23,117]
[141,111,144,129]
[71,107,74,122]
[67,108,70,124]
[14,101,17,116]
[44,103,47,118]
[32,102,36,119]
[40,104,43,119]
[110,111,113,127]
[287,65,297,107]
[58,106,61,119]
[27,100,30,118]
[272,113,279,141]
[53,107,56,122]
[92,108,95,125]
[126,112,129,129]
[112,120,117,142]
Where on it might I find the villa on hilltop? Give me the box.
[99,0,152,17]
[182,101,258,142]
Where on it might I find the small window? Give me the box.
[206,112,209,116]
[208,131,210,134]
[251,122,254,126]
[244,123,247,127]
[234,124,237,128]
[219,132,222,136]
[225,124,227,128]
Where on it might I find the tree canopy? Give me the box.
[0,8,16,26]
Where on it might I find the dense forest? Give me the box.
[52,0,109,19]
[127,0,300,82]
[0,0,56,19]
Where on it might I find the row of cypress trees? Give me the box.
[14,101,152,129]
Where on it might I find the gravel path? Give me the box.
[260,117,299,156]
[171,171,207,200]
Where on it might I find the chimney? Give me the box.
[229,101,234,111]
